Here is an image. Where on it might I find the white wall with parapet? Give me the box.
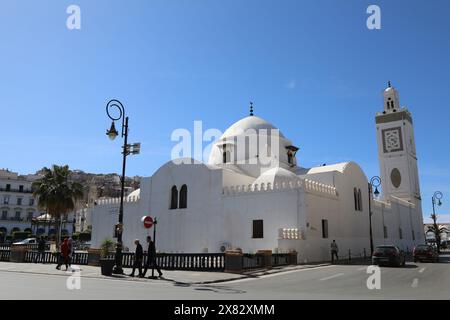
[148,159,224,253]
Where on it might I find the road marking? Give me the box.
[411,278,419,288]
[225,265,335,284]
[319,273,345,281]
[419,267,426,273]
[357,267,367,271]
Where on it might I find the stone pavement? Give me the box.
[0,261,330,285]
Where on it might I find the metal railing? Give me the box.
[271,253,291,266]
[24,251,89,264]
[0,187,33,193]
[242,253,264,270]
[0,249,10,262]
[108,252,225,271]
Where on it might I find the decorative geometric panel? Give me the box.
[382,127,403,153]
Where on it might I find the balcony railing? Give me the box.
[0,188,33,193]
[0,217,25,222]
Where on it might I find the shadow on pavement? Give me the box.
[169,279,246,294]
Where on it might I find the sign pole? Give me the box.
[151,217,157,279]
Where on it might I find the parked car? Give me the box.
[372,245,406,267]
[13,238,37,245]
[413,244,439,262]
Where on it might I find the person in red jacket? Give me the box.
[56,238,70,270]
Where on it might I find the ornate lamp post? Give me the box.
[105,99,140,274]
[431,191,443,252]
[368,176,381,255]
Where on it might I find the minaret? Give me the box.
[375,82,421,201]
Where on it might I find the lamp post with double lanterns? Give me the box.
[368,176,381,255]
[105,99,141,274]
[431,191,443,252]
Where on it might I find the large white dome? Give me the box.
[220,116,285,140]
[253,167,298,186]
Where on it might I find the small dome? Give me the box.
[253,167,298,186]
[127,189,140,199]
[220,116,285,140]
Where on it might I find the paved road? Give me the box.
[1,256,449,300]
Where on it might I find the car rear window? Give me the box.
[374,247,397,254]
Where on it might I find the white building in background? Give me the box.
[91,84,425,262]
[0,170,44,241]
[0,169,77,241]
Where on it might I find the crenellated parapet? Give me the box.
[222,178,337,198]
[96,196,140,206]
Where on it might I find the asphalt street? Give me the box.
[0,255,449,300]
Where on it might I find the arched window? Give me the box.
[354,188,358,211]
[179,184,187,209]
[170,185,178,209]
[358,189,363,211]
[223,150,231,163]
[287,150,293,165]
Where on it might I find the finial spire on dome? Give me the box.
[249,101,254,116]
[388,81,391,88]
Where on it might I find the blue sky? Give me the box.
[1,0,449,220]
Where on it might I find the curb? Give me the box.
[0,262,333,285]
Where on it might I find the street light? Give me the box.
[368,176,381,255]
[105,99,140,274]
[431,191,443,251]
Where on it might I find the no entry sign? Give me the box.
[141,215,154,229]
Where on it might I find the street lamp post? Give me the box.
[105,99,140,274]
[368,176,381,255]
[431,191,443,252]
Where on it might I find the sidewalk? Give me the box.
[0,261,331,284]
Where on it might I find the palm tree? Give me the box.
[428,214,449,253]
[32,165,84,247]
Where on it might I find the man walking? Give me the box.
[67,236,73,267]
[129,239,144,277]
[142,236,163,278]
[56,238,70,270]
[34,236,46,263]
[331,240,339,263]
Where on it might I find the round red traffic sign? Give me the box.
[141,216,154,229]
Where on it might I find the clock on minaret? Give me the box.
[375,82,421,201]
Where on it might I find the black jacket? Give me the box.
[38,239,46,251]
[135,243,143,260]
[147,241,156,260]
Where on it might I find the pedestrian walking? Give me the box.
[331,240,339,263]
[56,238,70,270]
[129,239,143,277]
[67,236,73,266]
[34,236,46,263]
[142,236,163,278]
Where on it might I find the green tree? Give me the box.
[428,213,448,253]
[32,165,83,247]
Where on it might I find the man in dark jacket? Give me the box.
[129,239,143,277]
[34,236,46,263]
[142,236,163,278]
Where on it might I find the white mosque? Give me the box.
[91,83,425,262]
